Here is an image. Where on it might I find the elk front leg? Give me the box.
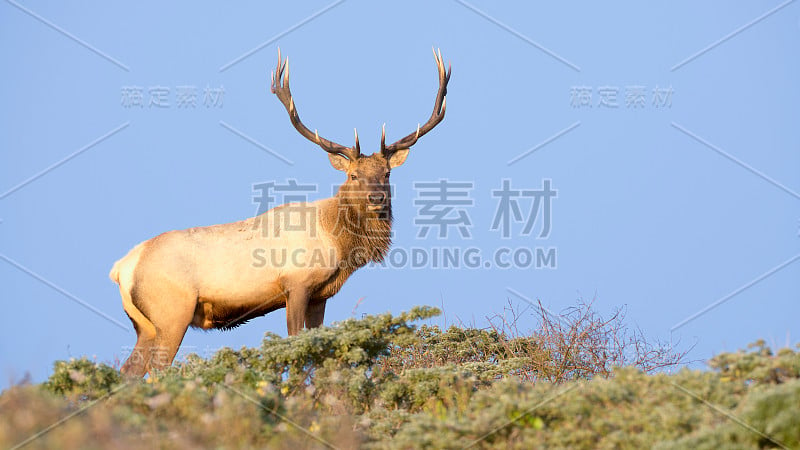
[286,288,309,336]
[305,299,327,329]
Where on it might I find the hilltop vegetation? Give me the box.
[1,303,798,449]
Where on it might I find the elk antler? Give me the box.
[271,48,361,161]
[381,48,451,156]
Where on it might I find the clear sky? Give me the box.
[1,1,798,388]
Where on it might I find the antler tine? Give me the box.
[382,48,451,155]
[283,56,290,87]
[270,48,283,94]
[270,49,359,160]
[354,128,361,154]
[380,123,387,153]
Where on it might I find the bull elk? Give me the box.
[109,49,451,377]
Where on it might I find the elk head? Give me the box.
[270,48,451,220]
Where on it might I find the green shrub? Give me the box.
[43,357,121,399]
[1,304,796,449]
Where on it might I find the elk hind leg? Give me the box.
[149,324,191,375]
[120,286,156,378]
[128,279,196,376]
[148,300,195,375]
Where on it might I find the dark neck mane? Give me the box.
[322,195,393,270]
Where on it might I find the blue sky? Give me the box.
[1,1,798,387]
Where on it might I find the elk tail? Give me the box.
[109,241,146,284]
[109,259,123,283]
[109,242,156,338]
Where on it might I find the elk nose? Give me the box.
[368,192,386,205]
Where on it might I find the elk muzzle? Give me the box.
[367,191,387,211]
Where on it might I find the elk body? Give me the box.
[110,49,450,377]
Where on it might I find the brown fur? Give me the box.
[110,151,406,377]
[111,49,449,378]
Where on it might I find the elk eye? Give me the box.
[350,174,358,181]
[384,172,391,179]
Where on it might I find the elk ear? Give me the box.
[388,149,409,168]
[328,153,350,172]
